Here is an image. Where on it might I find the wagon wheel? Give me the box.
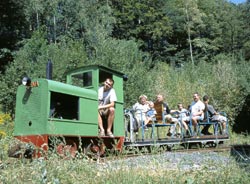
[199,142,207,148]
[166,144,174,151]
[209,142,219,148]
[56,140,77,159]
[183,143,192,149]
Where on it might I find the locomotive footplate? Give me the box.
[124,137,183,147]
[124,135,229,148]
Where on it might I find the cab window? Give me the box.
[71,71,92,88]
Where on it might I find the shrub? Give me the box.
[147,56,250,127]
[0,113,13,139]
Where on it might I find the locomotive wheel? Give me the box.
[83,142,105,159]
[56,141,77,159]
[166,144,174,151]
[91,143,105,157]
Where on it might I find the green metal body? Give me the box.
[14,79,98,137]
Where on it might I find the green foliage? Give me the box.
[0,0,250,126]
[111,0,173,61]
[82,36,156,108]
[110,0,250,64]
[0,29,88,113]
[23,0,116,42]
[2,0,250,66]
[142,55,250,126]
[0,113,13,138]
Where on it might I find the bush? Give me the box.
[0,113,13,139]
[145,56,250,127]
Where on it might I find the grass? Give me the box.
[229,131,250,145]
[0,131,250,183]
[0,150,249,183]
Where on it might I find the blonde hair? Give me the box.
[139,94,147,100]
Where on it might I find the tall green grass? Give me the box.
[1,140,249,183]
[1,133,249,183]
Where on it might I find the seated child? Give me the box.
[144,101,157,127]
[171,103,190,136]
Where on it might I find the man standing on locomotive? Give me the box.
[98,78,117,137]
[189,92,205,136]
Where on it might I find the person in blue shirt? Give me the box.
[144,101,157,127]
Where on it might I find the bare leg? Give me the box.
[144,118,150,126]
[222,122,226,130]
[98,112,104,133]
[182,121,190,136]
[192,117,198,132]
[107,107,115,133]
[172,118,181,134]
[182,120,188,130]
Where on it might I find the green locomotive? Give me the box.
[14,65,127,157]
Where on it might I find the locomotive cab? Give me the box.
[65,65,127,136]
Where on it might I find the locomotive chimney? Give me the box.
[46,59,53,80]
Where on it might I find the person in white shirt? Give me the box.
[98,78,117,137]
[189,92,205,135]
[132,95,150,128]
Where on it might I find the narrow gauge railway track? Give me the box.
[125,145,231,155]
[173,145,231,153]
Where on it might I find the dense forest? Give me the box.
[0,0,249,132]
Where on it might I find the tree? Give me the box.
[0,0,30,71]
[239,1,250,60]
[110,0,173,62]
[172,0,206,65]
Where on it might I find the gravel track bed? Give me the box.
[98,151,231,171]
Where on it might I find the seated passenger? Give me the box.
[132,95,150,129]
[154,94,181,137]
[202,95,227,135]
[189,92,205,136]
[171,103,190,136]
[98,78,117,137]
[144,101,157,128]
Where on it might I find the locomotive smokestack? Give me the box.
[46,59,53,80]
